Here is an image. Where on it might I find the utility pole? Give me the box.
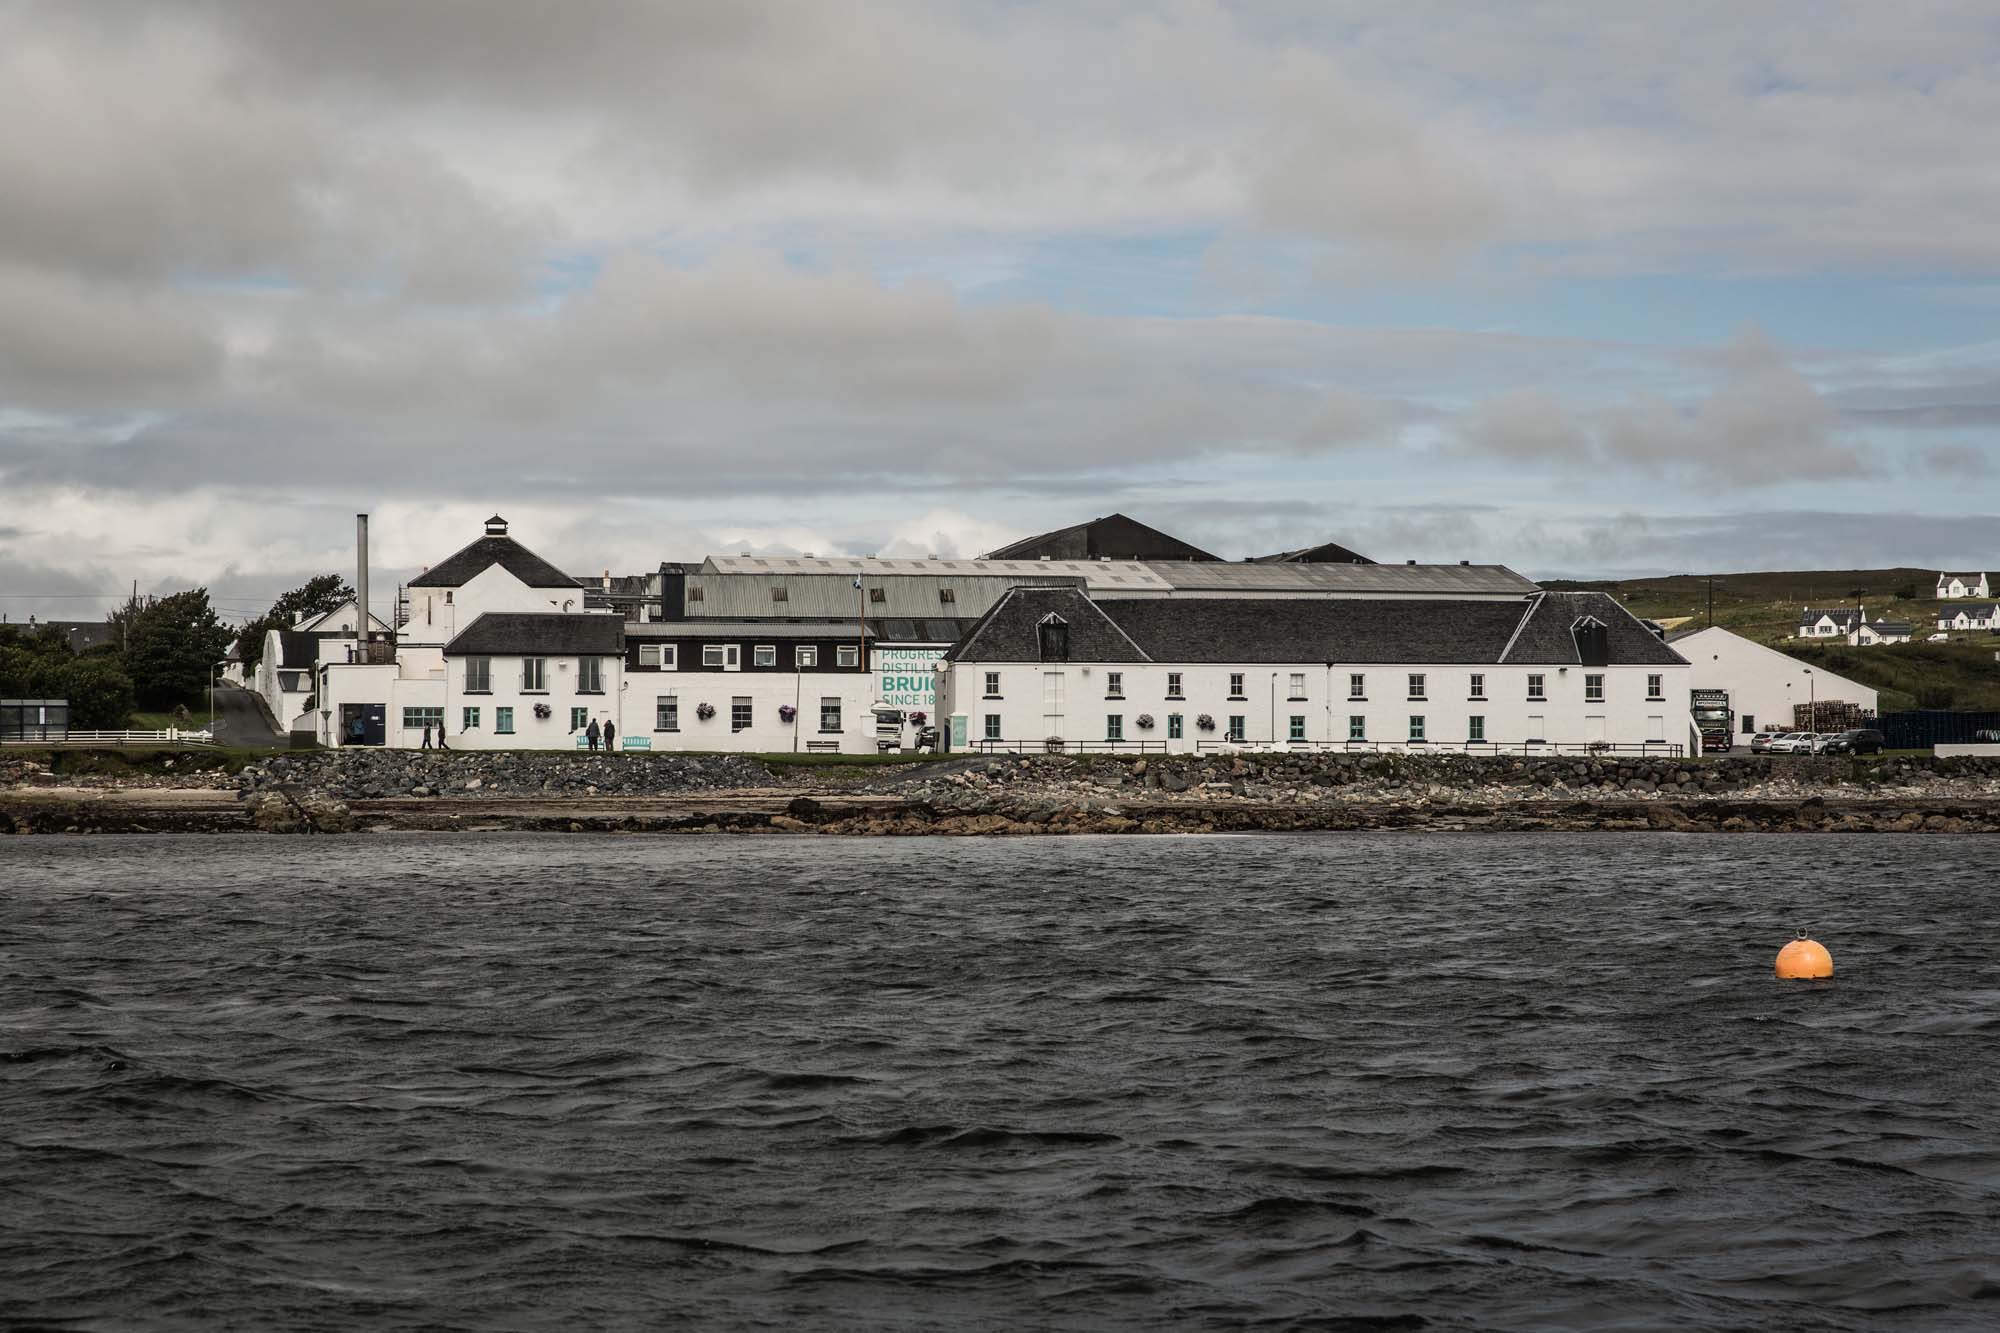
[1706,577,1714,628]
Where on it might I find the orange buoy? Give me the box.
[1775,935,1833,979]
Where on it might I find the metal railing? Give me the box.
[2,727,218,748]
[1191,739,1685,758]
[971,739,1170,755]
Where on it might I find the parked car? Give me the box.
[1819,729,1886,755]
[1765,732,1819,754]
[1927,632,1950,643]
[1748,731,1778,754]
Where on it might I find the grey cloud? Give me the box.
[1454,332,1860,485]
[0,266,223,405]
[1920,444,1993,478]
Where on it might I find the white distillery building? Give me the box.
[1936,572,1991,599]
[316,515,623,749]
[935,586,1694,755]
[253,601,395,738]
[1668,627,1877,738]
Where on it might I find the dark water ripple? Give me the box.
[2,832,1996,1330]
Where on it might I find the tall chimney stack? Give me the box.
[356,514,370,649]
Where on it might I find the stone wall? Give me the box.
[236,748,782,799]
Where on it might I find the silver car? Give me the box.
[1766,732,1818,754]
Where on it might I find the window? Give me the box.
[1166,672,1183,698]
[1468,715,1485,742]
[869,586,886,604]
[659,645,677,669]
[578,657,603,693]
[1408,672,1427,700]
[1469,673,1485,699]
[837,645,859,668]
[702,644,726,668]
[1527,673,1546,700]
[1741,714,1755,735]
[938,587,956,604]
[1349,673,1365,699]
[1038,616,1069,662]
[522,657,547,691]
[656,695,679,731]
[1168,713,1183,739]
[1106,671,1124,698]
[796,646,818,668]
[771,586,788,603]
[1647,673,1664,700]
[402,706,443,730]
[1106,714,1123,741]
[984,671,1001,697]
[1228,672,1246,698]
[820,697,842,732]
[754,645,776,668]
[687,586,704,603]
[1585,673,1605,702]
[983,713,1002,740]
[570,706,589,731]
[638,643,661,668]
[1409,715,1426,742]
[1348,715,1366,741]
[495,706,514,734]
[462,707,480,730]
[731,697,752,732]
[1289,672,1306,699]
[1288,714,1306,741]
[1227,715,1246,742]
[464,657,491,693]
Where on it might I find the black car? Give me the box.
[1819,728,1886,755]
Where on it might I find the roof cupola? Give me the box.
[484,514,509,536]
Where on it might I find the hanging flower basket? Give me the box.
[696,702,716,721]
[532,702,553,720]
[1134,713,1155,730]
[1195,714,1216,731]
[778,704,797,722]
[909,710,928,726]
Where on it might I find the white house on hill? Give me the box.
[1937,603,1998,632]
[1936,572,1991,599]
[1796,607,1860,639]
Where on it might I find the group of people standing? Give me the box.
[416,719,618,750]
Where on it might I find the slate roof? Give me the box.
[408,534,581,589]
[1798,606,1860,627]
[444,612,624,656]
[1943,603,1999,619]
[984,513,1220,562]
[1500,593,1688,666]
[1140,562,1537,597]
[275,630,319,668]
[944,587,1150,663]
[1865,619,1914,634]
[947,588,1685,666]
[1247,540,1374,565]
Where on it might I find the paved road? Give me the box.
[211,685,286,748]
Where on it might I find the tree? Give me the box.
[237,574,356,672]
[1894,581,1918,600]
[125,588,232,708]
[0,642,134,727]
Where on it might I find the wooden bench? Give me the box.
[805,740,841,753]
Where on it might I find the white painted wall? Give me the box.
[615,672,899,755]
[1672,627,1876,737]
[937,660,1694,754]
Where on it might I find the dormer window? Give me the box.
[1571,616,1609,667]
[1038,615,1069,662]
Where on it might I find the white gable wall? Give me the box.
[1673,627,1876,737]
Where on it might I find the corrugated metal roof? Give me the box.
[702,554,1175,591]
[1140,562,1539,596]
[682,570,1082,619]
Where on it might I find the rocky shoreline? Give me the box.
[5,748,1999,836]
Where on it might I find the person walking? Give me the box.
[420,722,432,750]
[586,718,601,753]
[436,719,448,750]
[603,720,616,753]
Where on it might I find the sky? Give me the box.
[3,0,1999,626]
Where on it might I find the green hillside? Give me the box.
[1542,568,2000,713]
